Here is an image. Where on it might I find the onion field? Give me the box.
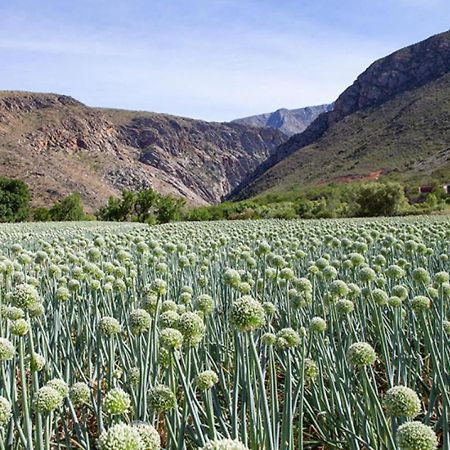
[0,217,448,450]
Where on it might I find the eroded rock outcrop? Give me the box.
[0,91,286,209]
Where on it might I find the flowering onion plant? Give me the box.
[0,217,447,449]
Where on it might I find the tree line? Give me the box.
[0,176,447,223]
[0,177,184,223]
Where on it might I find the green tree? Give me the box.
[97,191,137,222]
[97,197,123,221]
[354,182,407,217]
[157,196,184,223]
[32,207,52,222]
[119,190,137,221]
[50,193,86,221]
[97,188,184,224]
[0,177,31,222]
[135,189,159,223]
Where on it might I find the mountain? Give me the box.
[232,104,333,136]
[231,29,450,199]
[0,91,286,209]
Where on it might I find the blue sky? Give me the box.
[1,0,450,121]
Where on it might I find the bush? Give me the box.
[157,196,185,223]
[353,182,407,217]
[97,197,125,221]
[50,194,86,221]
[0,177,31,222]
[32,207,52,222]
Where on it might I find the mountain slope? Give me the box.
[232,104,332,136]
[231,29,450,198]
[0,91,286,209]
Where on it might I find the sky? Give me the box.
[1,0,450,121]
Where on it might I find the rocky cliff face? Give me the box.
[232,104,332,136]
[230,29,450,198]
[0,91,286,209]
[331,30,450,119]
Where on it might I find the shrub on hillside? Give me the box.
[353,182,407,217]
[50,193,86,221]
[0,177,31,222]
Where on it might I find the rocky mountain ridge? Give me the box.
[232,104,332,136]
[0,91,286,209]
[230,29,450,199]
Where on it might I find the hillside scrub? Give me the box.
[0,177,448,224]
[186,181,449,221]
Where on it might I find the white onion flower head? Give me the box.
[310,317,327,333]
[9,284,40,310]
[276,328,301,348]
[29,302,45,317]
[150,278,167,296]
[179,292,192,305]
[262,301,276,316]
[28,353,45,372]
[0,397,11,427]
[196,370,219,391]
[261,333,277,346]
[384,386,421,418]
[129,309,152,334]
[10,318,29,336]
[70,382,90,407]
[194,294,214,315]
[142,293,159,314]
[4,306,24,320]
[128,367,140,385]
[372,289,388,306]
[329,280,349,298]
[159,328,183,351]
[224,268,241,288]
[397,421,437,450]
[347,342,377,367]
[444,320,450,335]
[434,271,449,285]
[178,312,205,347]
[104,388,131,415]
[388,296,402,308]
[47,378,69,398]
[98,423,143,450]
[161,300,177,313]
[201,439,249,450]
[230,296,265,332]
[304,358,319,382]
[99,316,122,337]
[56,286,70,302]
[148,385,176,412]
[132,422,161,450]
[359,266,376,283]
[412,268,431,285]
[385,264,405,279]
[0,338,15,361]
[159,310,180,329]
[295,278,312,293]
[34,386,62,414]
[411,296,431,313]
[392,285,408,300]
